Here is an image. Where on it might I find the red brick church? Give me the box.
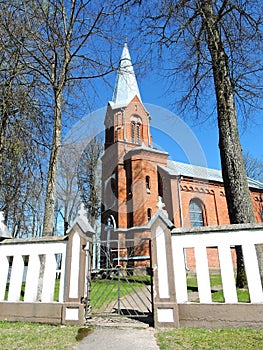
[100,43,263,267]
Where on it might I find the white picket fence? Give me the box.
[151,214,263,328]
[171,227,263,304]
[1,209,263,328]
[0,212,93,325]
[0,239,66,303]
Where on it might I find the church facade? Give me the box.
[101,43,263,268]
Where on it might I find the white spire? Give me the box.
[112,43,141,107]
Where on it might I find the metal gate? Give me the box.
[86,237,153,323]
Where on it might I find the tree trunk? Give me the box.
[200,0,262,287]
[42,88,62,236]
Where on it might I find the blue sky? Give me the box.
[69,43,262,172]
[138,69,263,170]
[94,71,262,171]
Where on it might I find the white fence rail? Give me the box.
[172,228,263,304]
[151,215,263,328]
[0,214,93,325]
[0,240,67,303]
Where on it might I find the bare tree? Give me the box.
[78,135,103,229]
[244,151,263,183]
[243,152,263,226]
[132,0,263,286]
[2,0,121,236]
[0,6,49,237]
[56,144,83,235]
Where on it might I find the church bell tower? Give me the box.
[101,43,168,233]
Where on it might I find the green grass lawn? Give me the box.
[0,322,80,350]
[5,280,61,302]
[211,288,250,302]
[1,322,263,350]
[157,328,263,350]
[187,273,250,302]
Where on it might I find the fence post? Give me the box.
[62,210,94,324]
[150,211,180,328]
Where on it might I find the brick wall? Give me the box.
[185,247,237,271]
[102,91,263,272]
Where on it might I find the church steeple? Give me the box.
[105,42,151,150]
[111,42,141,107]
[102,43,168,232]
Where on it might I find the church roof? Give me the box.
[110,43,141,109]
[124,143,168,156]
[162,160,263,190]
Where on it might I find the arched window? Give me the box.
[189,199,205,227]
[130,116,142,144]
[146,175,151,193]
[157,172,163,198]
[137,123,141,144]
[131,122,135,143]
